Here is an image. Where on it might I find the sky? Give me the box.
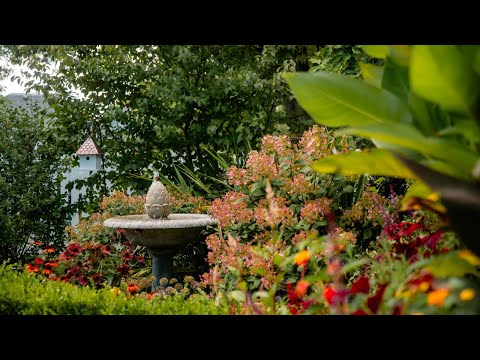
[0,58,31,95]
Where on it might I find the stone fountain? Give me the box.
[103,174,216,290]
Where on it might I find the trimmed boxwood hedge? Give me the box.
[0,263,228,315]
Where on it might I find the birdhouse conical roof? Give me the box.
[75,137,103,155]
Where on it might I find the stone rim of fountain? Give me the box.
[103,213,216,229]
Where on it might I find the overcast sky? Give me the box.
[0,59,30,95]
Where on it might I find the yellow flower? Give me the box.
[458,250,480,266]
[427,288,449,307]
[110,287,122,296]
[418,282,430,292]
[459,288,475,302]
[294,250,310,266]
[396,289,412,299]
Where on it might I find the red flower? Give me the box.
[121,250,133,262]
[116,264,130,276]
[78,276,89,286]
[286,283,315,314]
[27,264,39,273]
[408,271,434,286]
[392,303,403,315]
[34,258,45,265]
[288,305,299,315]
[295,280,309,297]
[286,283,299,304]
[398,222,423,237]
[323,286,335,305]
[350,309,368,315]
[351,276,370,294]
[91,272,103,285]
[127,283,138,295]
[419,230,444,251]
[135,255,145,263]
[68,243,83,256]
[32,240,43,246]
[383,222,423,241]
[323,285,351,305]
[101,245,111,256]
[367,283,388,314]
[44,245,55,254]
[43,261,58,275]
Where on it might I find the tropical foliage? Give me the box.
[284,45,480,256]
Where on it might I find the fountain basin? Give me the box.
[104,214,216,250]
[103,213,216,289]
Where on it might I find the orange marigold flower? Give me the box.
[27,264,39,273]
[43,268,52,275]
[294,250,310,266]
[295,280,310,297]
[459,288,475,302]
[427,288,449,307]
[127,283,138,295]
[44,245,55,253]
[33,240,43,246]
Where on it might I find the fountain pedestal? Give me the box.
[150,250,174,289]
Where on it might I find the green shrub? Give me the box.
[202,126,405,295]
[0,96,70,264]
[0,263,227,315]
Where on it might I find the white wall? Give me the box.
[61,154,113,226]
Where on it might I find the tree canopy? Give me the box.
[1,45,319,209]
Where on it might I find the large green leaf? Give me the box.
[426,251,480,278]
[410,45,479,115]
[359,63,383,87]
[408,93,436,136]
[437,117,480,145]
[459,45,480,77]
[388,45,411,66]
[311,148,418,179]
[403,179,434,203]
[474,49,480,77]
[341,123,478,176]
[421,158,472,180]
[284,71,412,128]
[361,45,389,59]
[382,58,410,101]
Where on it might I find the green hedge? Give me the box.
[0,263,228,315]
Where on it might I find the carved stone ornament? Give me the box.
[144,175,171,219]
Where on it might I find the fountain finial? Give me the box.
[145,171,171,219]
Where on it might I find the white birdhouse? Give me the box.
[75,137,103,170]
